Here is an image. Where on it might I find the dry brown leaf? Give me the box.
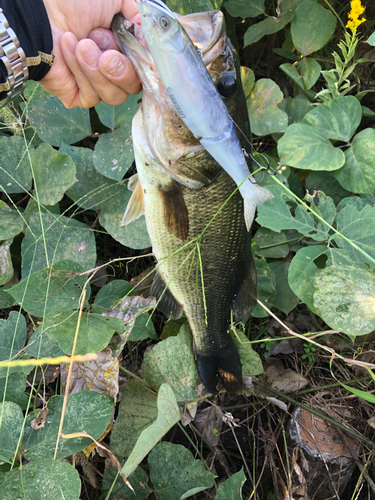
[265,358,308,394]
[194,406,224,447]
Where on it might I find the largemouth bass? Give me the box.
[136,0,272,231]
[112,9,258,394]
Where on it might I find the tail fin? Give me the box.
[244,185,273,231]
[196,343,242,394]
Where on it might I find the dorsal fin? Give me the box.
[158,182,189,240]
[122,173,145,226]
[232,237,257,323]
[151,270,183,320]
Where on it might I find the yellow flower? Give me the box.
[346,0,366,32]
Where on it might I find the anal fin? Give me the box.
[151,270,183,320]
[122,173,145,226]
[158,182,189,240]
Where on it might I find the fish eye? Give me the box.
[218,74,236,98]
[160,16,169,28]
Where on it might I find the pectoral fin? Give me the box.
[122,173,144,226]
[158,182,189,240]
[151,270,183,320]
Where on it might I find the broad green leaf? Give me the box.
[306,170,351,205]
[278,97,313,126]
[0,311,27,364]
[231,329,263,376]
[149,442,215,500]
[297,58,321,90]
[25,326,65,359]
[129,313,158,341]
[92,280,133,314]
[367,32,375,46]
[224,0,264,18]
[0,373,28,409]
[23,81,50,100]
[337,195,375,215]
[167,0,220,14]
[142,324,199,402]
[288,245,328,313]
[161,318,187,340]
[0,289,15,308]
[313,265,375,336]
[23,199,60,222]
[8,260,89,318]
[247,79,288,135]
[326,248,364,268]
[0,402,23,460]
[93,124,134,181]
[95,93,141,129]
[0,240,13,286]
[22,212,96,278]
[334,128,375,194]
[0,136,33,193]
[23,392,113,460]
[302,96,361,142]
[102,465,152,500]
[334,204,375,264]
[307,191,336,241]
[26,95,91,146]
[244,9,295,46]
[291,0,336,56]
[44,311,124,356]
[110,379,158,459]
[251,257,276,317]
[0,208,23,240]
[278,123,345,170]
[31,143,77,205]
[122,383,180,478]
[241,67,255,98]
[62,143,118,210]
[216,468,246,500]
[0,458,81,500]
[99,182,151,249]
[268,260,299,314]
[253,227,289,258]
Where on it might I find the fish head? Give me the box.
[136,0,185,53]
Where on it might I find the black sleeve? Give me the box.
[0,0,53,98]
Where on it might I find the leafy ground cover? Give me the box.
[0,0,375,498]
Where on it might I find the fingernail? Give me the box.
[104,56,125,77]
[90,29,110,51]
[81,44,99,69]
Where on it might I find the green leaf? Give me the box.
[23,81,50,100]
[0,458,81,500]
[268,260,299,314]
[306,170,351,205]
[0,402,23,460]
[251,257,276,317]
[92,280,133,314]
[22,212,97,278]
[247,79,288,135]
[278,97,313,126]
[95,93,141,129]
[149,442,215,500]
[243,9,295,46]
[8,260,89,317]
[61,143,118,210]
[0,311,27,364]
[0,289,15,308]
[26,95,91,146]
[129,313,158,341]
[0,240,13,286]
[110,379,158,460]
[334,204,375,264]
[278,123,345,170]
[0,136,33,193]
[288,245,328,313]
[31,143,77,205]
[166,0,219,15]
[291,0,336,56]
[44,311,124,356]
[122,383,180,479]
[253,227,289,258]
[0,373,28,409]
[224,0,264,18]
[337,195,375,215]
[23,392,113,460]
[93,124,134,182]
[367,32,375,46]
[241,67,255,98]
[340,383,375,404]
[25,325,65,359]
[0,208,23,240]
[333,128,375,194]
[231,329,264,376]
[302,96,362,142]
[297,58,321,90]
[142,324,199,402]
[102,465,152,500]
[216,468,246,500]
[313,265,375,336]
[99,182,151,250]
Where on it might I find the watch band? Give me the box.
[0,7,28,105]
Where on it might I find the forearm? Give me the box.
[0,0,53,103]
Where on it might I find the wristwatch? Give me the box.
[0,7,28,106]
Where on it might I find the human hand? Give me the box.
[40,0,142,108]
